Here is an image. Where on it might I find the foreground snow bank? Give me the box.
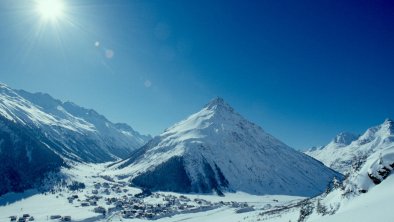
[310,175,394,222]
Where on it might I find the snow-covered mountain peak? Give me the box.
[205,97,234,113]
[306,119,394,173]
[0,83,150,162]
[0,83,18,97]
[111,98,341,196]
[382,118,393,131]
[162,97,243,138]
[0,83,9,89]
[357,119,394,146]
[332,132,359,145]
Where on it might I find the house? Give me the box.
[235,207,255,214]
[28,217,35,221]
[103,188,110,195]
[145,213,155,219]
[50,215,62,219]
[81,202,89,207]
[115,201,123,208]
[61,216,71,221]
[94,183,101,189]
[9,216,17,221]
[231,202,240,208]
[122,210,136,218]
[94,206,106,214]
[179,195,190,202]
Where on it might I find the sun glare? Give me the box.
[36,0,65,21]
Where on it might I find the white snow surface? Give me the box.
[311,175,394,222]
[110,98,340,196]
[305,119,394,173]
[289,120,394,221]
[302,157,394,222]
[1,159,391,222]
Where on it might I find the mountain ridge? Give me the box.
[305,119,394,173]
[0,83,150,195]
[0,83,151,162]
[110,97,342,196]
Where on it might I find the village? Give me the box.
[8,178,255,222]
[69,180,254,220]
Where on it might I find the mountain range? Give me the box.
[1,83,393,221]
[305,119,394,174]
[291,119,394,221]
[0,83,150,195]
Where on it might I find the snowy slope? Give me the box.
[0,83,150,195]
[303,131,394,221]
[0,83,150,162]
[265,120,394,222]
[110,98,341,196]
[0,115,64,196]
[311,141,394,220]
[305,119,393,174]
[310,175,394,222]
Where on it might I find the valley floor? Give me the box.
[0,162,392,222]
[0,163,304,222]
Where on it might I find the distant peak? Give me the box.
[208,97,225,105]
[0,83,12,91]
[205,97,234,112]
[0,83,18,96]
[383,118,393,125]
[381,118,393,133]
[307,146,320,152]
[332,132,358,145]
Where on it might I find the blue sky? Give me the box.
[0,0,393,149]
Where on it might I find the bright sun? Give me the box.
[36,0,65,21]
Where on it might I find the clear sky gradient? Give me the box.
[0,0,393,149]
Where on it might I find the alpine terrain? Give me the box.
[305,119,394,174]
[110,98,342,196]
[0,83,150,196]
[265,119,394,222]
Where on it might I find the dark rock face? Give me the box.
[368,173,382,185]
[368,164,394,185]
[0,116,64,196]
[132,157,192,193]
[130,155,230,194]
[192,159,229,194]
